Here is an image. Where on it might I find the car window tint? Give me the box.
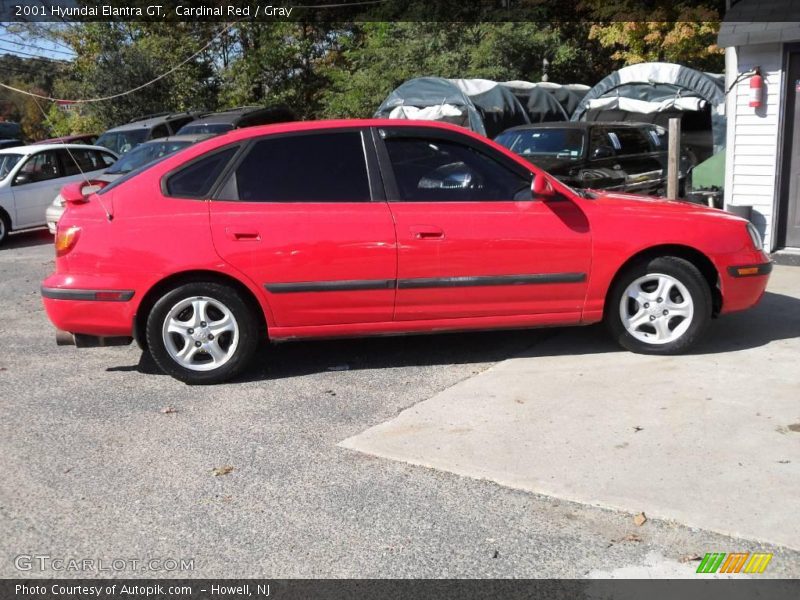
[166,147,238,198]
[384,137,529,202]
[228,131,371,202]
[150,124,170,140]
[59,149,107,176]
[97,151,117,167]
[17,151,61,182]
[610,128,651,155]
[589,127,616,158]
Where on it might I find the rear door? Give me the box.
[207,128,397,328]
[582,126,627,190]
[10,150,64,227]
[375,126,591,322]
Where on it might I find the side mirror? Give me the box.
[13,173,31,186]
[592,145,614,160]
[531,174,555,199]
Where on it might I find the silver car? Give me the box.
[0,144,117,244]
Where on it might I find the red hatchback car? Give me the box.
[42,119,771,384]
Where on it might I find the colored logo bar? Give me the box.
[696,552,773,574]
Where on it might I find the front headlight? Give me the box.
[746,222,763,251]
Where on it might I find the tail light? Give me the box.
[55,225,81,257]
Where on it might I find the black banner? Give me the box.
[2,580,800,600]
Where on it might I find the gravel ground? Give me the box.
[1,229,798,579]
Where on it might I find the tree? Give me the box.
[581,1,725,72]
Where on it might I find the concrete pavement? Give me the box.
[342,265,800,551]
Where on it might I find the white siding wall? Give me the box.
[725,43,784,250]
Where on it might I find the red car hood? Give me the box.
[587,190,745,222]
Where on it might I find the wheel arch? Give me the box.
[605,244,722,318]
[133,269,268,351]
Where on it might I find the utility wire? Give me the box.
[0,38,75,57]
[0,21,236,104]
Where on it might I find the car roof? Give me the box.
[0,143,117,155]
[38,134,96,143]
[187,106,268,125]
[103,112,196,133]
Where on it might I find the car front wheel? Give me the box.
[606,256,712,354]
[145,282,259,384]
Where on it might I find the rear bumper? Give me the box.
[41,274,138,337]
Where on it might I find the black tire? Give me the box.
[0,210,10,246]
[606,256,712,355]
[145,281,259,384]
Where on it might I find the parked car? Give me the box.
[0,139,25,150]
[175,105,298,135]
[46,134,213,233]
[94,112,198,156]
[495,122,693,195]
[42,119,770,384]
[0,144,117,244]
[38,134,98,145]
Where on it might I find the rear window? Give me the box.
[177,123,233,135]
[221,131,371,202]
[165,147,238,198]
[95,129,148,155]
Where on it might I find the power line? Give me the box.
[0,38,75,57]
[0,21,236,104]
[0,47,70,63]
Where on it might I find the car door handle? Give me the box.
[410,226,444,240]
[225,227,260,241]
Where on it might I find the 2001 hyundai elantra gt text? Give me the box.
[41,119,771,384]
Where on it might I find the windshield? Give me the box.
[95,129,148,155]
[176,123,233,135]
[0,154,23,180]
[495,129,585,160]
[106,140,192,174]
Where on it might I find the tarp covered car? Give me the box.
[375,77,530,138]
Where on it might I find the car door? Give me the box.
[607,126,665,194]
[374,126,592,322]
[207,128,397,328]
[10,150,64,228]
[580,126,627,190]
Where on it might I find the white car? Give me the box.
[0,144,117,244]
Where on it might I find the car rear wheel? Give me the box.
[145,282,259,384]
[606,256,712,354]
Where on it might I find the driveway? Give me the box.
[1,230,798,578]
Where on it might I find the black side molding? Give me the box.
[41,287,135,301]
[265,279,395,294]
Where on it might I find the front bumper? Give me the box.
[719,258,772,314]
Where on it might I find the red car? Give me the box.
[42,120,771,384]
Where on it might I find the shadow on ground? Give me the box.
[108,290,800,383]
[2,228,52,250]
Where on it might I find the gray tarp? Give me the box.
[571,62,726,157]
[375,77,530,138]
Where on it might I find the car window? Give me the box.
[167,116,194,133]
[608,128,651,155]
[384,137,529,202]
[222,131,371,202]
[177,123,233,135]
[97,150,117,167]
[165,147,238,198]
[0,154,23,180]
[150,124,170,140]
[495,129,584,160]
[16,151,61,183]
[95,129,147,155]
[107,141,191,175]
[58,149,109,176]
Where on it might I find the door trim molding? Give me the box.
[264,272,587,293]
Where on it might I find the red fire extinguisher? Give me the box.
[749,68,763,108]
